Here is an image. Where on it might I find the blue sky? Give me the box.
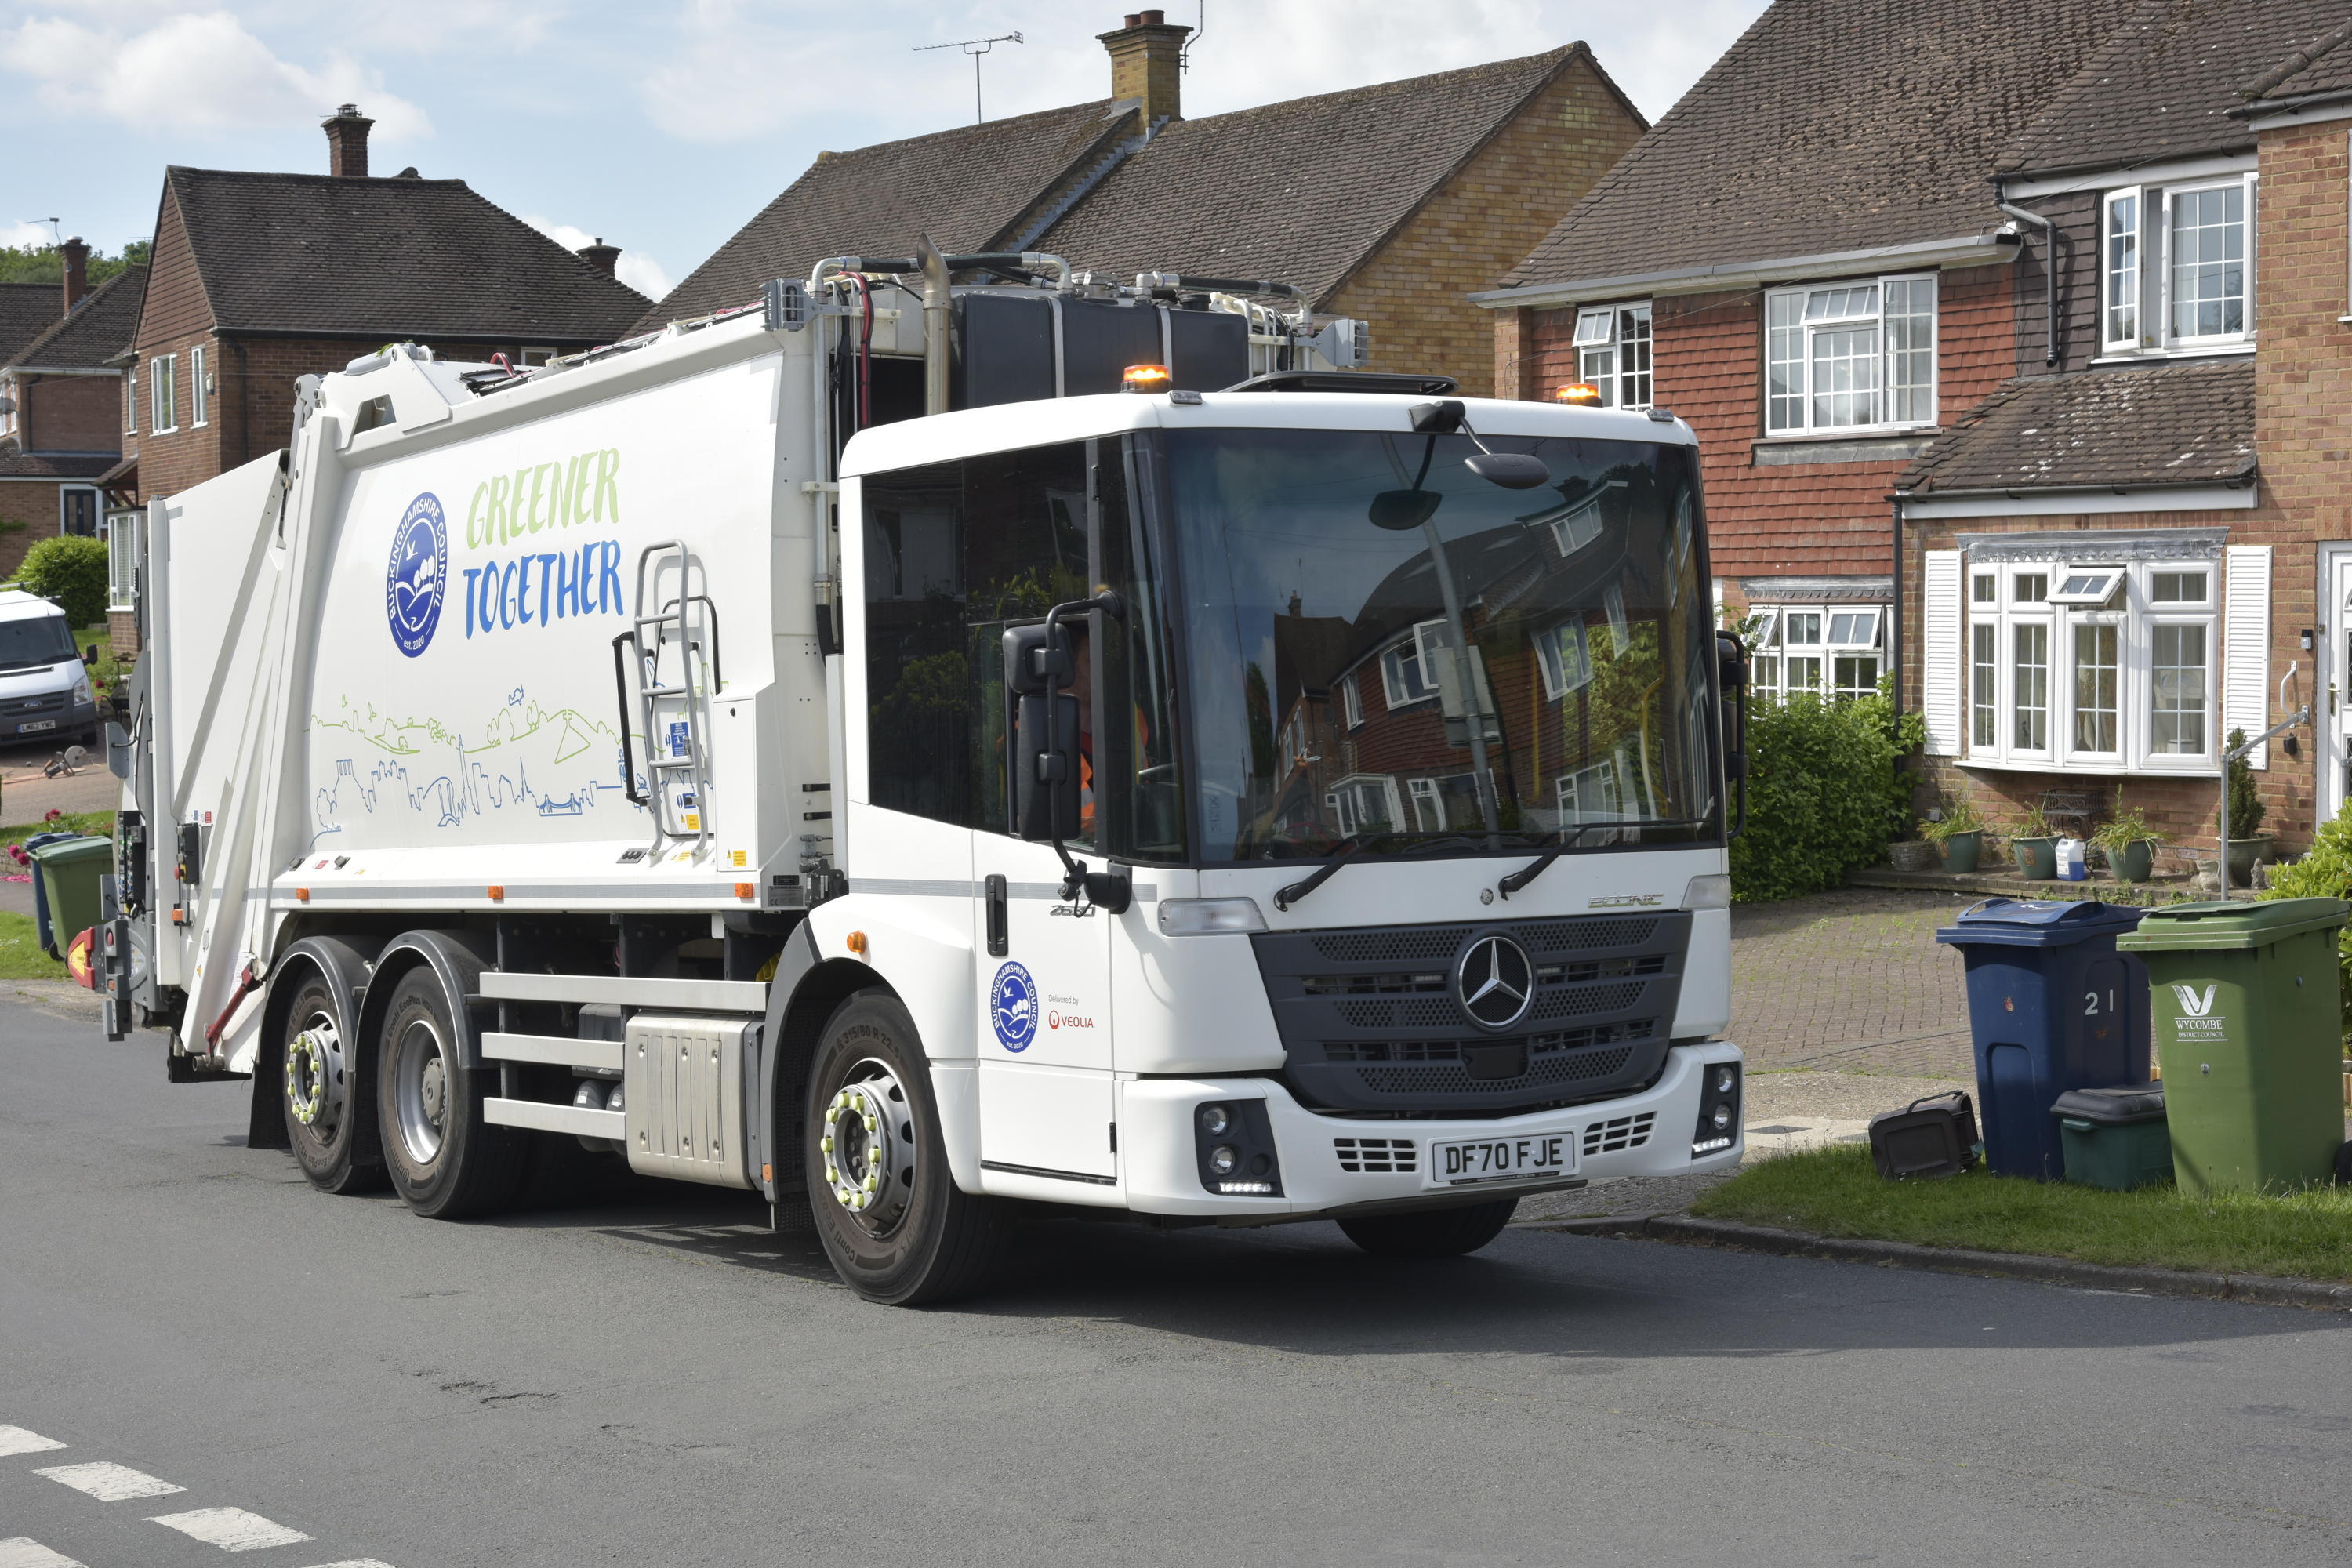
[0,1,1770,304]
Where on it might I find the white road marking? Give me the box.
[149,1508,313,1552]
[32,1461,186,1501]
[0,1426,67,1457]
[297,1561,397,1567]
[0,1541,87,1568]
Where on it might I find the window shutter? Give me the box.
[2223,545,2271,769]
[1922,550,1962,757]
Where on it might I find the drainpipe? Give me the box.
[1992,180,2059,368]
[1889,496,1904,720]
[918,234,951,416]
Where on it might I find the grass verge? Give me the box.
[1690,1143,2352,1283]
[3,811,114,853]
[0,911,67,979]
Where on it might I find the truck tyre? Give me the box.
[806,990,1007,1305]
[1338,1198,1519,1259]
[280,969,385,1193]
[376,966,524,1220]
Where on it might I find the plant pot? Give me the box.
[1939,831,1982,873]
[2107,839,2155,884]
[2226,836,2274,888]
[1890,840,1941,871]
[2012,835,2059,880]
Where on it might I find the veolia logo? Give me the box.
[385,492,448,658]
[2173,983,2218,1018]
[991,961,1038,1052]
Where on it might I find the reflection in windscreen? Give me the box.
[1164,429,1716,862]
[0,611,74,673]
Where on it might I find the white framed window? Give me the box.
[1555,757,1629,824]
[1324,775,1402,837]
[0,376,15,439]
[2102,176,2256,354]
[1406,776,1443,831]
[1744,602,1887,702]
[106,509,140,612]
[1764,273,1936,434]
[190,344,208,426]
[1964,558,2216,772]
[125,371,136,435]
[521,346,559,367]
[1339,673,1363,730]
[1534,617,1592,699]
[150,353,176,433]
[1379,619,1444,709]
[1571,301,1652,409]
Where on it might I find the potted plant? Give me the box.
[1918,793,1987,873]
[2224,728,2273,888]
[2009,803,2060,880]
[2092,802,2163,884]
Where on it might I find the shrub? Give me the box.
[2259,808,2352,1042]
[2225,728,2267,839]
[1730,681,1923,903]
[10,535,110,628]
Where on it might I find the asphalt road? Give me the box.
[6,987,2352,1568]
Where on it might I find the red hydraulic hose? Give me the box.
[203,960,261,1051]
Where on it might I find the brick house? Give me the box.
[0,241,143,579]
[128,106,651,503]
[1479,0,2352,872]
[652,10,1649,396]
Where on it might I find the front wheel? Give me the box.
[1338,1198,1519,1258]
[806,991,1007,1305]
[376,966,524,1220]
[280,971,384,1193]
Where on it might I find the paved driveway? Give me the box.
[1733,887,1976,1077]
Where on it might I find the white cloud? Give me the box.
[2,220,60,249]
[522,214,673,301]
[0,10,431,140]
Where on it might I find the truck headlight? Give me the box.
[1158,897,1266,936]
[1192,1099,1283,1197]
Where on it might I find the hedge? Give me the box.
[1730,684,1924,904]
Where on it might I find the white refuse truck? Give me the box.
[101,248,1749,1303]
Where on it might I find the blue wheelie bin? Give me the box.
[1933,898,2151,1180]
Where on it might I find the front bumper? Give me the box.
[1117,1040,1744,1219]
[5,696,94,739]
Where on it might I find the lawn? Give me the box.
[1691,1143,2352,1283]
[0,911,67,979]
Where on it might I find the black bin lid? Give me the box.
[2050,1084,2166,1125]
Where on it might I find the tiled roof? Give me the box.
[645,100,1142,331]
[5,268,145,372]
[0,283,58,366]
[1998,0,2341,176]
[2239,6,2352,105]
[167,167,648,342]
[0,451,118,480]
[1895,358,2254,495]
[1502,0,2142,290]
[1040,47,1618,307]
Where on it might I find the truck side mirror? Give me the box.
[84,643,100,666]
[1003,623,1080,841]
[1715,630,1750,840]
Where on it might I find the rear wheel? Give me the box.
[280,971,384,1193]
[806,991,1007,1305]
[377,966,524,1219]
[1338,1198,1519,1258]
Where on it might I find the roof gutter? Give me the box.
[1470,233,2018,311]
[1991,180,2057,368]
[2230,87,2352,123]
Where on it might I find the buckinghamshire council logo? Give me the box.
[385,492,447,658]
[991,961,1038,1052]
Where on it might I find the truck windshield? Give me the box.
[0,612,74,673]
[1158,427,1718,863]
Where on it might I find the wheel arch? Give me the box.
[760,922,887,1200]
[351,928,495,1078]
[249,933,386,1152]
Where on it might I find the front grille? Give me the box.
[1583,1112,1656,1156]
[9,691,66,716]
[1255,913,1690,1116]
[1334,1136,1418,1174]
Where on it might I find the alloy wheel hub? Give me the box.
[284,1016,344,1131]
[820,1062,914,1232]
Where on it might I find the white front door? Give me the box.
[971,837,1116,1184]
[2327,549,2352,822]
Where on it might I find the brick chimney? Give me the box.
[1099,9,1190,125]
[322,103,373,178]
[578,238,621,276]
[59,236,89,316]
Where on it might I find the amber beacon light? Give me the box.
[1555,383,1602,406]
[1122,363,1172,393]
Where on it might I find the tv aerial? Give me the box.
[915,32,1023,124]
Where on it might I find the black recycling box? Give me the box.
[1869,1091,1981,1180]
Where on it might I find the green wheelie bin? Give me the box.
[27,834,112,962]
[2114,898,2350,1194]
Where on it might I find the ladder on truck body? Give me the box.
[612,540,721,847]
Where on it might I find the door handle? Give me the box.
[985,873,1008,957]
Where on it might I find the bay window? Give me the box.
[1965,558,2215,771]
[2102,176,2256,354]
[1572,302,1652,408]
[1764,274,1936,434]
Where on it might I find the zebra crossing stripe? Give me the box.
[31,1461,184,1501]
[0,1426,67,1458]
[0,1541,87,1568]
[149,1508,314,1552]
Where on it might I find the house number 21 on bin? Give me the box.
[2084,989,2117,1015]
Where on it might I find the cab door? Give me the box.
[971,837,1116,1183]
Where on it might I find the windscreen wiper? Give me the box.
[1497,817,1715,898]
[1273,832,1508,912]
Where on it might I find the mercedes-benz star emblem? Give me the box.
[1456,933,1534,1031]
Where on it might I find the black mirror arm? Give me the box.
[1036,589,1129,905]
[1717,631,1750,841]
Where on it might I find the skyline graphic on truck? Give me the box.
[310,691,637,840]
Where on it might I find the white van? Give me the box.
[0,587,98,746]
